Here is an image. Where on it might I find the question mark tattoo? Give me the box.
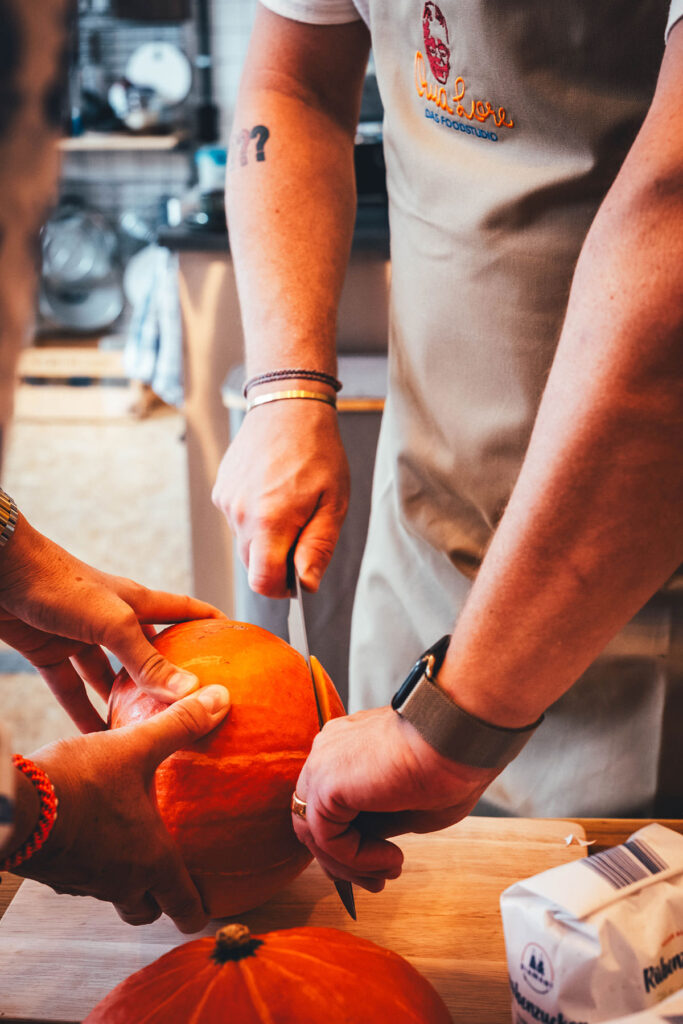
[250,124,270,161]
[235,128,250,167]
[229,124,270,168]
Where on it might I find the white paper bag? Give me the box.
[605,987,683,1022]
[500,824,683,1024]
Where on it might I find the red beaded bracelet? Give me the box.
[0,755,58,872]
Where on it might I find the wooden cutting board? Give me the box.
[0,817,588,1024]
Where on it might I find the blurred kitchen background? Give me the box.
[3,0,391,753]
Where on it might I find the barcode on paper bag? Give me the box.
[583,839,669,889]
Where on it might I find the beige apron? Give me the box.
[347,0,682,816]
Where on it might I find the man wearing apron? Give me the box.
[214,0,683,874]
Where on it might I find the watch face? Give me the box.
[391,657,427,709]
[391,635,451,710]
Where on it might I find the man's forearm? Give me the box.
[227,91,355,378]
[225,11,370,377]
[213,10,369,597]
[439,27,683,728]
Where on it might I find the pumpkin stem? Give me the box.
[212,924,263,963]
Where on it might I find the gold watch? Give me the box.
[0,489,18,548]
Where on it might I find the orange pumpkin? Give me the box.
[108,619,344,917]
[83,923,452,1023]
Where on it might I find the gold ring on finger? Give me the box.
[290,792,307,819]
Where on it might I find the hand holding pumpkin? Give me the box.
[212,397,350,596]
[291,706,498,888]
[10,683,231,932]
[0,512,226,730]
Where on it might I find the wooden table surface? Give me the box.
[0,817,681,1024]
[3,817,679,924]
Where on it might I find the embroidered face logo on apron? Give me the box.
[415,2,515,142]
[422,2,451,84]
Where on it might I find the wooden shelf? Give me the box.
[58,132,185,152]
[19,344,125,382]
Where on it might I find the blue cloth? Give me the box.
[123,245,184,408]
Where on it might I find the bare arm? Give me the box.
[225,5,370,377]
[439,21,683,726]
[213,6,371,596]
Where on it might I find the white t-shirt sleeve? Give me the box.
[0,723,14,853]
[258,0,361,25]
[666,0,683,37]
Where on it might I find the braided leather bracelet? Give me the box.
[243,369,342,399]
[0,755,58,872]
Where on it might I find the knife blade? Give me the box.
[287,567,322,722]
[287,563,357,921]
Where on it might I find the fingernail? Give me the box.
[197,685,231,714]
[167,671,199,697]
[304,565,322,588]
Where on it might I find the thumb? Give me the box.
[295,510,344,592]
[136,685,231,771]
[111,624,201,703]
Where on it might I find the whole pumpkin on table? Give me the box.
[83,923,452,1023]
[108,618,344,917]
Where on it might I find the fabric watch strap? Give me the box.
[392,635,544,770]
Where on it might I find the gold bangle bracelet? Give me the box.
[246,389,337,413]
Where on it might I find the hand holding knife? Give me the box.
[287,557,357,921]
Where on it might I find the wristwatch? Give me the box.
[0,489,18,548]
[391,635,544,770]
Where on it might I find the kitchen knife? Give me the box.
[287,563,357,921]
